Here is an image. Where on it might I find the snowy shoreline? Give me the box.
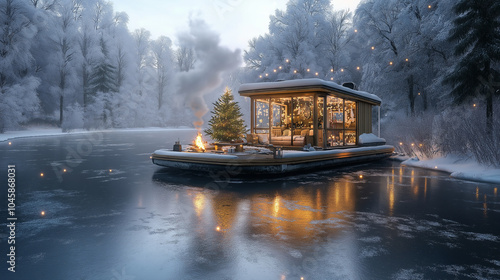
[392,155,500,185]
[0,127,196,142]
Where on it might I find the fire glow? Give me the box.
[195,133,206,152]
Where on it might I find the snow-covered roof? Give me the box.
[238,78,381,105]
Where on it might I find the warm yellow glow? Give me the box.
[194,192,205,217]
[307,68,310,72]
[273,69,277,73]
[418,92,421,95]
[399,142,403,146]
[354,29,358,33]
[259,75,262,78]
[149,156,152,159]
[473,104,476,107]
[389,184,395,215]
[41,211,45,216]
[356,66,360,70]
[495,188,498,196]
[330,68,334,72]
[273,196,281,217]
[285,59,289,63]
[63,169,67,172]
[195,133,206,151]
[109,169,112,172]
[293,70,297,74]
[315,72,319,76]
[216,226,221,232]
[265,73,268,77]
[411,143,415,147]
[341,68,344,72]
[419,144,423,147]
[279,66,282,69]
[405,58,409,62]
[8,141,12,145]
[40,173,44,177]
[371,46,375,50]
[428,5,431,9]
[476,187,479,200]
[389,61,393,65]
[330,77,334,80]
[434,166,438,169]
[359,175,363,179]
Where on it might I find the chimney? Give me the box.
[342,82,357,90]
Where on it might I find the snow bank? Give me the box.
[359,133,386,145]
[0,127,195,142]
[239,78,382,104]
[402,155,500,184]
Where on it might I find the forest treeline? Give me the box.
[1,0,499,164]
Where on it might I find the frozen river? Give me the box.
[1,129,499,279]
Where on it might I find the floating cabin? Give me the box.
[151,79,394,175]
[239,78,381,149]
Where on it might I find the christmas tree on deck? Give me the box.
[204,87,247,142]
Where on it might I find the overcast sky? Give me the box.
[112,0,361,51]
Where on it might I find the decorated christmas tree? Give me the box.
[204,87,247,142]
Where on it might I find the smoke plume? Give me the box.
[175,19,242,129]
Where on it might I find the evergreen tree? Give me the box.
[204,87,247,142]
[88,36,118,95]
[445,0,500,130]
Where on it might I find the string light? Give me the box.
[285,59,289,63]
[265,73,268,77]
[109,169,112,172]
[371,46,375,50]
[356,66,360,70]
[41,211,45,216]
[306,68,310,72]
[293,70,297,74]
[428,5,432,9]
[330,68,334,72]
[473,104,477,107]
[63,169,67,172]
[315,72,319,76]
[40,173,44,177]
[216,226,221,231]
[399,142,403,146]
[354,29,358,33]
[8,141,12,145]
[389,61,393,65]
[279,66,282,69]
[273,69,277,73]
[341,68,344,72]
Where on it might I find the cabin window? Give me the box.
[270,97,292,145]
[326,96,357,147]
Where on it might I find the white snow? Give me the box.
[359,133,386,144]
[238,78,382,104]
[0,127,195,142]
[402,155,500,184]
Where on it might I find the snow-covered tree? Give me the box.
[151,36,174,111]
[444,0,500,131]
[0,0,40,132]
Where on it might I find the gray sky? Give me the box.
[112,0,361,51]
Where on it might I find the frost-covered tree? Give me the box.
[244,0,333,81]
[175,45,196,72]
[444,0,500,131]
[0,0,40,132]
[151,36,173,111]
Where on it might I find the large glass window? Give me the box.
[325,96,357,147]
[255,99,269,129]
[270,98,292,145]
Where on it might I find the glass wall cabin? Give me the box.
[252,94,357,148]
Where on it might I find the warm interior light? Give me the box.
[195,133,206,152]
